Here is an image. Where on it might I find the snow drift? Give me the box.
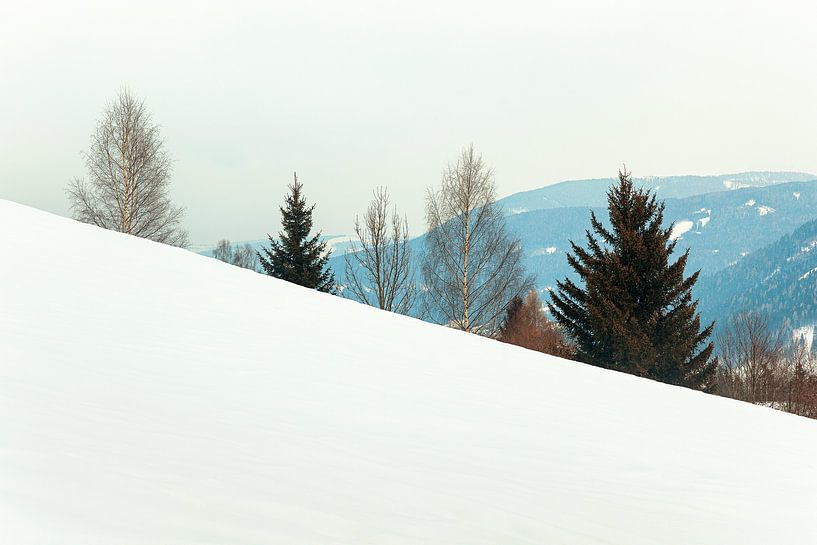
[1,199,816,544]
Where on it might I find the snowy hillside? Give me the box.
[2,199,817,545]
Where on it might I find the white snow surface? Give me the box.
[531,246,558,256]
[669,219,694,240]
[799,267,817,281]
[723,180,749,190]
[2,199,817,545]
[793,326,815,351]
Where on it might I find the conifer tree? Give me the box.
[549,169,717,390]
[259,173,336,293]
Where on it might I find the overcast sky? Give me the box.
[2,0,816,244]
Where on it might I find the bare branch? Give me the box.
[213,239,261,272]
[344,187,416,314]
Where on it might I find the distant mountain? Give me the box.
[696,219,817,331]
[327,179,817,327]
[513,180,817,292]
[497,171,815,216]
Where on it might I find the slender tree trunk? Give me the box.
[122,126,131,233]
[462,206,470,332]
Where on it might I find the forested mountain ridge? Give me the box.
[501,180,817,290]
[696,218,817,331]
[496,171,815,215]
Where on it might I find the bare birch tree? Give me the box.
[344,187,415,314]
[422,144,533,335]
[67,88,188,247]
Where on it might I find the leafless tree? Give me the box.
[213,239,233,263]
[233,244,259,271]
[782,339,817,418]
[422,144,533,335]
[716,312,817,418]
[213,239,260,271]
[716,312,786,403]
[343,188,415,314]
[67,88,188,247]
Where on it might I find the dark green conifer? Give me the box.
[259,173,336,293]
[549,169,716,390]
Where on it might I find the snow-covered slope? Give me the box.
[2,199,816,545]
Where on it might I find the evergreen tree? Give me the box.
[549,169,717,390]
[259,173,336,293]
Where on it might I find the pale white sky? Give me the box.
[2,0,816,244]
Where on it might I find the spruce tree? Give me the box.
[259,173,336,293]
[548,169,717,390]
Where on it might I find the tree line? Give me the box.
[67,89,817,418]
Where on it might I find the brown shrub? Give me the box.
[497,290,575,359]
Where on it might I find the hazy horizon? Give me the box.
[3,0,817,244]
